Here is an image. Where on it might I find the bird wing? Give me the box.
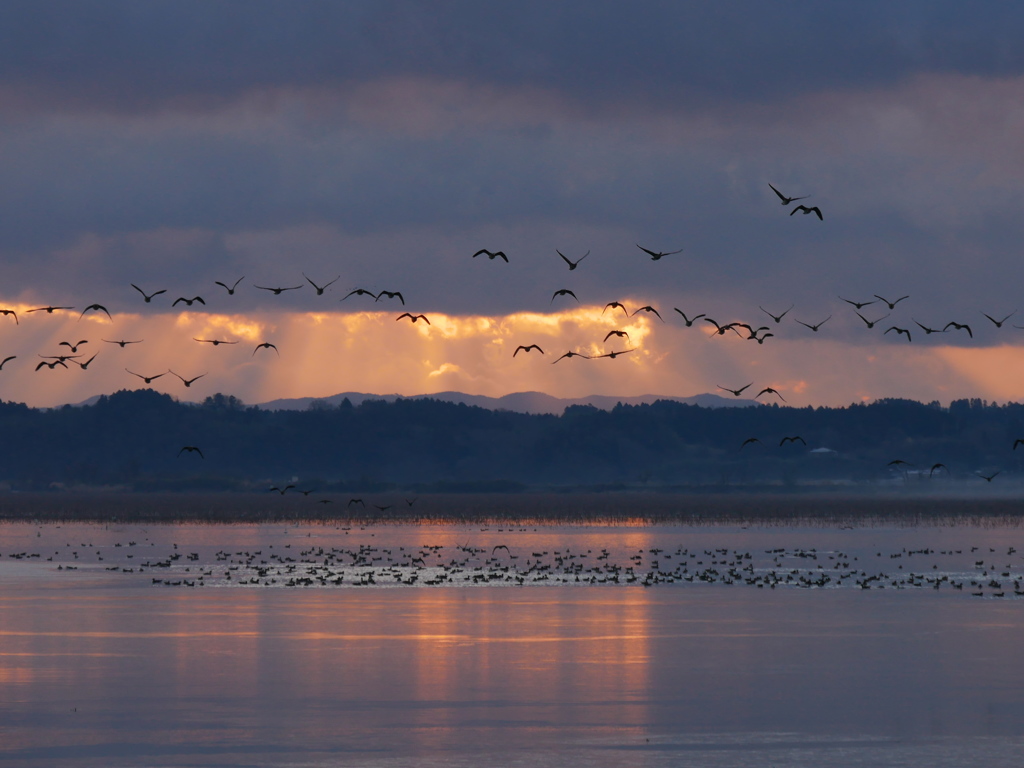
[768,183,786,202]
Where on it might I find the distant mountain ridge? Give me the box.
[254,390,758,414]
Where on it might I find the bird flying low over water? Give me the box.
[131,284,166,303]
[255,285,302,295]
[79,304,112,321]
[768,183,809,205]
[790,205,823,220]
[376,290,405,305]
[103,339,143,347]
[759,305,793,324]
[636,244,682,260]
[178,446,204,459]
[172,296,205,307]
[252,342,279,356]
[551,289,579,303]
[718,383,753,397]
[303,274,340,295]
[632,305,664,321]
[397,313,430,324]
[0,309,17,324]
[674,310,705,326]
[557,250,589,270]
[885,326,912,342]
[513,344,544,357]
[126,369,166,384]
[553,350,589,363]
[472,249,509,262]
[603,301,628,317]
[214,277,244,295]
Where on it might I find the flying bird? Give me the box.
[636,244,682,260]
[674,310,705,326]
[552,351,590,363]
[855,312,889,329]
[35,360,68,371]
[303,274,340,295]
[342,288,378,301]
[79,304,111,321]
[1013,439,1024,451]
[513,344,544,357]
[631,305,664,321]
[0,309,17,324]
[943,321,973,338]
[594,349,636,359]
[603,301,629,317]
[779,436,807,446]
[929,463,947,477]
[472,249,509,262]
[704,318,741,337]
[551,289,579,304]
[885,326,912,342]
[557,249,589,270]
[735,323,770,340]
[795,316,831,332]
[739,437,763,450]
[768,183,809,205]
[254,285,302,295]
[839,296,878,310]
[604,330,630,342]
[178,446,204,459]
[982,311,1015,328]
[718,383,753,397]
[0,356,15,370]
[172,296,205,307]
[760,305,793,324]
[347,498,365,507]
[71,354,98,370]
[214,277,245,295]
[27,306,73,314]
[913,320,945,335]
[59,340,89,353]
[131,284,166,303]
[874,294,909,310]
[751,331,774,344]
[252,342,279,356]
[756,387,786,402]
[376,290,405,305]
[169,371,207,387]
[103,339,143,347]
[194,338,237,346]
[397,313,430,324]
[790,205,823,220]
[126,369,166,384]
[269,485,295,495]
[977,470,1001,483]
[888,459,913,468]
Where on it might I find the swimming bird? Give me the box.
[396,313,430,324]
[513,344,544,357]
[551,289,579,303]
[169,371,207,387]
[740,437,763,450]
[0,356,15,370]
[376,290,405,305]
[779,436,807,446]
[342,288,378,301]
[194,338,237,346]
[594,349,635,359]
[632,305,664,321]
[79,304,111,321]
[874,294,909,310]
[178,446,204,459]
[27,306,73,314]
[943,321,973,338]
[718,383,753,397]
[35,360,68,371]
[885,326,912,342]
[914,320,945,335]
[59,340,89,353]
[855,311,889,329]
[603,301,629,317]
[214,277,245,295]
[557,249,589,270]
[131,284,166,303]
[103,339,143,347]
[0,309,17,324]
[674,310,705,326]
[795,316,831,332]
[982,311,1015,328]
[768,183,809,205]
[756,387,786,402]
[254,284,302,295]
[553,351,590,363]
[126,369,166,384]
[636,244,682,260]
[760,305,793,324]
[604,330,630,342]
[790,205,823,220]
[252,342,279,356]
[472,249,509,262]
[172,296,205,307]
[71,354,98,370]
[303,274,340,295]
[839,296,878,309]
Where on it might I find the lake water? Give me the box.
[2,519,1024,766]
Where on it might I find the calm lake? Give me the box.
[2,519,1023,767]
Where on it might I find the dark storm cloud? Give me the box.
[2,2,1024,112]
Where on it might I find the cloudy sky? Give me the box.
[2,2,1024,408]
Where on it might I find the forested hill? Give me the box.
[0,389,1021,491]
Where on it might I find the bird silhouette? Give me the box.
[0,309,17,324]
[855,311,889,329]
[674,310,705,326]
[779,436,807,446]
[131,284,166,303]
[255,285,302,295]
[759,305,793,324]
[632,305,664,321]
[704,318,741,337]
[551,289,579,304]
[170,371,207,387]
[342,288,378,301]
[397,313,430,324]
[913,320,945,335]
[885,326,912,342]
[594,349,635,359]
[795,316,831,332]
[982,311,1015,328]
[27,306,73,314]
[178,446,204,459]
[604,330,630,342]
[751,330,774,344]
[513,344,544,357]
[603,301,629,317]
[756,387,786,402]
[194,338,238,346]
[768,183,809,205]
[929,463,947,477]
[740,437,763,450]
[347,498,365,507]
[557,249,589,270]
[269,485,295,495]
[977,470,1000,483]
[943,321,973,338]
[839,296,878,309]
[39,353,81,363]
[35,360,68,371]
[472,249,509,262]
[59,340,89,353]
[214,277,245,295]
[888,459,913,468]
[375,290,405,305]
[874,294,909,310]
[303,274,340,295]
[1014,439,1024,451]
[636,244,682,260]
[735,323,770,340]
[103,339,143,347]
[79,304,111,321]
[0,356,16,370]
[172,296,205,307]
[492,544,511,555]
[71,354,98,370]
[718,383,753,397]
[553,350,590,363]
[790,205,823,220]
[126,369,166,384]
[252,342,279,356]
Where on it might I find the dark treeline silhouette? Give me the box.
[0,389,1022,491]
